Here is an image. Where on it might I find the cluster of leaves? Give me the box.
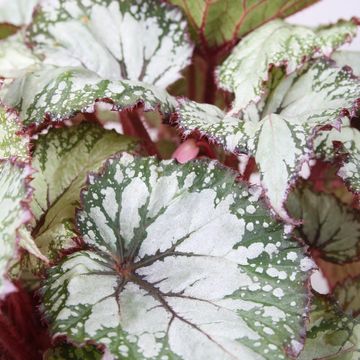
[0,0,359,359]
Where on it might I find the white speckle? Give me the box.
[300,257,316,272]
[246,222,254,232]
[266,268,287,280]
[286,252,298,261]
[246,205,256,214]
[263,327,274,335]
[273,288,285,299]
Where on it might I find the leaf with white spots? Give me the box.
[332,51,360,76]
[45,343,102,360]
[175,59,360,216]
[0,105,29,160]
[28,0,193,88]
[42,154,311,360]
[1,66,177,130]
[29,122,136,270]
[217,19,358,113]
[315,122,360,194]
[0,33,39,78]
[334,277,360,319]
[286,188,360,263]
[299,293,359,360]
[0,160,32,298]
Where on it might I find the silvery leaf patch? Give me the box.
[332,51,360,76]
[1,66,177,130]
[217,19,358,113]
[29,122,136,270]
[42,154,311,360]
[0,0,38,27]
[0,105,29,160]
[0,160,32,298]
[175,60,360,217]
[28,0,193,88]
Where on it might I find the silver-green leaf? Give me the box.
[1,66,177,129]
[217,19,358,113]
[299,293,360,360]
[30,122,136,269]
[42,154,311,360]
[175,60,360,217]
[332,51,360,77]
[0,160,32,297]
[28,0,193,88]
[0,105,29,160]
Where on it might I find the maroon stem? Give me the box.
[0,315,39,360]
[120,110,159,157]
[187,62,196,100]
[203,58,217,104]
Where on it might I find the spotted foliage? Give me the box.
[28,0,193,88]
[42,154,311,360]
[1,66,177,129]
[29,122,136,270]
[0,105,29,160]
[175,60,360,217]
[217,19,357,113]
[0,160,31,297]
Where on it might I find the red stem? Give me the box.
[187,62,196,100]
[120,110,159,157]
[0,316,39,360]
[203,59,217,104]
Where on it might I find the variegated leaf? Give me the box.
[30,122,136,269]
[332,51,360,76]
[28,0,193,88]
[286,188,360,263]
[299,293,360,360]
[0,33,39,78]
[0,105,29,160]
[45,343,102,360]
[1,66,177,129]
[0,0,38,27]
[334,277,360,318]
[175,60,360,217]
[217,19,358,113]
[0,160,31,297]
[18,227,49,263]
[168,0,319,48]
[315,120,360,194]
[42,154,311,360]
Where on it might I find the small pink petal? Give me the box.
[172,139,200,164]
[0,278,17,300]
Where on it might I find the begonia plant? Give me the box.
[0,1,359,359]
